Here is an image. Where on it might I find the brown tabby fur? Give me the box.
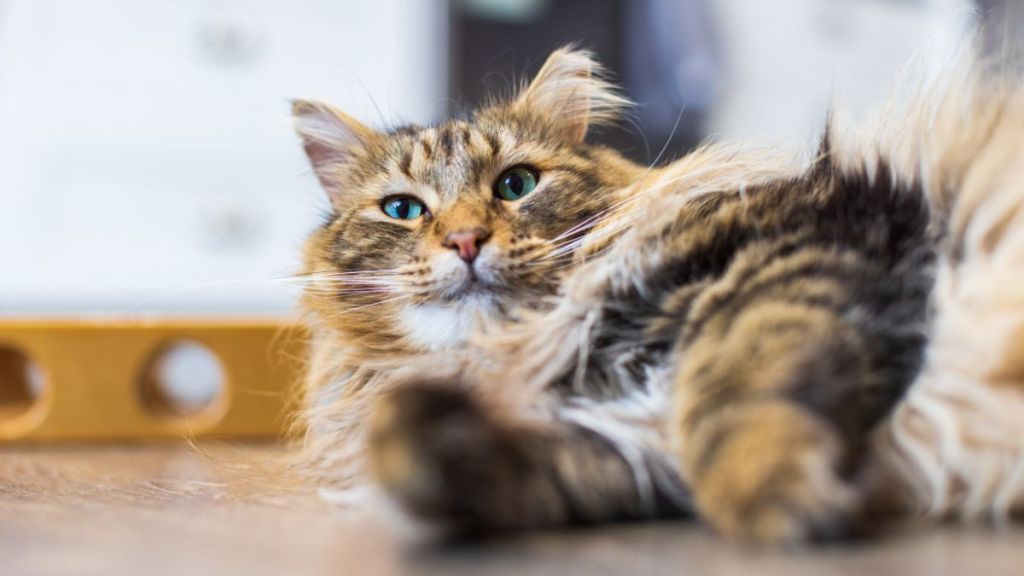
[293,42,1024,543]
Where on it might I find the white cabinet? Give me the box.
[0,0,445,313]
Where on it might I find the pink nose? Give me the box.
[443,228,491,263]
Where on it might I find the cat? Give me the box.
[291,42,1024,543]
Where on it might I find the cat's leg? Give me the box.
[368,384,689,533]
[672,258,922,543]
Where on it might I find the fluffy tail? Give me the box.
[873,37,1024,520]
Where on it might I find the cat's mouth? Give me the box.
[446,272,492,299]
[436,262,503,301]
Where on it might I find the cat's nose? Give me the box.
[443,227,491,263]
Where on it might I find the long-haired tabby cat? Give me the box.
[292,41,1024,544]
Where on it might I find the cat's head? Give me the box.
[294,48,642,352]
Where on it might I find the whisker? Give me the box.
[549,191,647,243]
[543,208,647,261]
[319,293,413,319]
[302,270,402,277]
[127,275,318,310]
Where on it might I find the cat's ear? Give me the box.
[292,99,375,194]
[514,47,629,144]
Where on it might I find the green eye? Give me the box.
[494,166,539,201]
[381,196,426,220]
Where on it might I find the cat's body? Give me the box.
[293,44,1024,543]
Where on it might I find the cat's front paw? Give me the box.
[689,403,860,545]
[367,385,562,532]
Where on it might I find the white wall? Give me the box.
[0,0,446,314]
[0,0,978,315]
[708,0,971,146]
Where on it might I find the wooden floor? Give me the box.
[2,444,1022,576]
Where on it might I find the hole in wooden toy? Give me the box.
[0,346,45,422]
[142,340,225,417]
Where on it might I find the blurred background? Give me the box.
[0,0,1015,316]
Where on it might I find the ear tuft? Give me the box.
[515,47,630,144]
[292,99,375,193]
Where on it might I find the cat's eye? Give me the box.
[381,196,426,220]
[494,166,539,201]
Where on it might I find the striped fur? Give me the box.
[293,41,1024,544]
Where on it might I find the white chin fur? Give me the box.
[399,296,497,351]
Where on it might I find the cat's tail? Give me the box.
[871,35,1024,521]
